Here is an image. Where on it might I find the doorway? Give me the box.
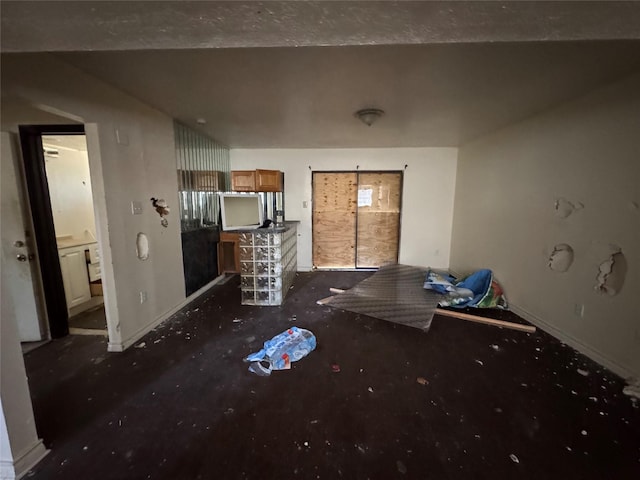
[312,171,402,269]
[42,134,106,334]
[18,125,106,339]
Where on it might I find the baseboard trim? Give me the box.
[12,439,49,479]
[509,303,634,379]
[0,462,16,480]
[107,274,228,352]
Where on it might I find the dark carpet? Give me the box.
[23,272,640,479]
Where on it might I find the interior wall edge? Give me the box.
[509,303,635,379]
[107,273,225,352]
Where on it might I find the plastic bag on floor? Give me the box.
[244,326,316,376]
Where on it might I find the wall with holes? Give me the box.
[1,53,186,352]
[450,72,640,377]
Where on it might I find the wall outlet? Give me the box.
[573,303,584,318]
[139,291,147,304]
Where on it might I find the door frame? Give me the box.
[311,170,403,270]
[18,124,86,338]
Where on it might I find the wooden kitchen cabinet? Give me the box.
[218,231,241,274]
[231,169,283,192]
[256,169,283,192]
[193,171,225,191]
[231,171,256,192]
[179,170,225,191]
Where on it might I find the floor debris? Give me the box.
[622,379,640,400]
[244,327,316,376]
[134,342,146,348]
[331,364,341,373]
[416,377,428,385]
[577,368,590,376]
[509,454,520,463]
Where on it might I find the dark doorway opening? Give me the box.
[19,124,86,338]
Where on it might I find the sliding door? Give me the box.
[312,171,402,269]
[312,172,357,268]
[355,172,402,268]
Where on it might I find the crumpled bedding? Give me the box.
[424,269,508,309]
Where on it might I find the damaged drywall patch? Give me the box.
[594,245,626,296]
[554,198,583,219]
[136,232,149,260]
[548,244,574,272]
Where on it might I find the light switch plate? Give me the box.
[131,201,143,215]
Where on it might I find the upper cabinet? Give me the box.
[256,169,283,192]
[231,170,256,192]
[179,170,225,191]
[231,169,283,192]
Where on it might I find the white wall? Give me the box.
[44,146,97,241]
[451,72,640,377]
[1,293,48,479]
[1,53,187,351]
[231,148,458,270]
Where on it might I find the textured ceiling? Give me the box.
[2,1,640,52]
[55,42,640,147]
[2,1,640,148]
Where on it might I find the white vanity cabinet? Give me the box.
[58,244,92,309]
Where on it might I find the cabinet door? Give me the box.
[231,171,256,192]
[256,169,283,192]
[59,249,91,309]
[218,232,240,274]
[194,171,224,191]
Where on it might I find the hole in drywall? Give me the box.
[554,198,583,219]
[595,250,626,296]
[548,244,574,272]
[136,232,149,261]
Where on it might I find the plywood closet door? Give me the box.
[356,172,402,268]
[312,172,357,268]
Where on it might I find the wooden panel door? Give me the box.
[312,172,357,268]
[355,172,402,268]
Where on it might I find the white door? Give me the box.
[0,132,46,342]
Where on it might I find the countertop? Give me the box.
[56,237,97,249]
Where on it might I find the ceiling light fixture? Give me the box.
[196,118,207,125]
[355,108,385,127]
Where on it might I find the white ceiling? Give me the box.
[2,1,640,148]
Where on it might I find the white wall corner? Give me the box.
[509,303,635,379]
[0,461,16,480]
[13,440,48,479]
[108,274,226,352]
